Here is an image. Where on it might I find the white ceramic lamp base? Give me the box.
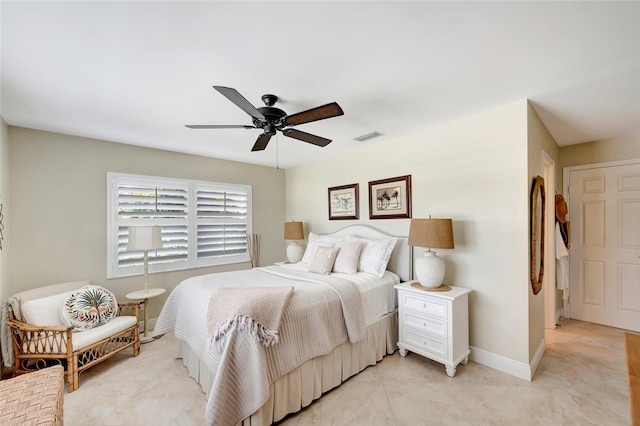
[415,250,445,288]
[286,241,304,263]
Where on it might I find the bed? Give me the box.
[153,225,410,426]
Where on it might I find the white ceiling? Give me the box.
[1,1,639,169]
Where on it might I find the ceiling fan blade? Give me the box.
[213,86,266,121]
[251,133,272,151]
[283,102,344,126]
[283,129,332,147]
[185,124,255,129]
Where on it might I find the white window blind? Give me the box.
[107,173,251,278]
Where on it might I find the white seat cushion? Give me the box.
[72,316,137,351]
[21,316,137,353]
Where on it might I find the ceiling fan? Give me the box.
[186,86,344,152]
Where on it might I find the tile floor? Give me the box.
[64,318,633,425]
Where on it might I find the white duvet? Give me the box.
[280,262,399,324]
[153,264,398,425]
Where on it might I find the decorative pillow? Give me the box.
[332,240,364,274]
[308,246,341,274]
[301,232,343,265]
[61,285,119,331]
[352,236,398,277]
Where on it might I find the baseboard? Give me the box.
[529,338,545,379]
[469,345,536,382]
[138,317,158,334]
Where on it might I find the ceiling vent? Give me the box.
[353,131,384,142]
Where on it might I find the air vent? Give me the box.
[353,131,384,142]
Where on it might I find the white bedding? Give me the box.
[153,264,398,426]
[154,225,409,425]
[280,262,398,325]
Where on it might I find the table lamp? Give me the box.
[127,226,164,343]
[127,226,163,293]
[284,221,304,263]
[408,217,454,288]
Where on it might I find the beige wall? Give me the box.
[559,133,640,170]
[286,100,532,366]
[0,118,8,309]
[526,103,560,365]
[7,127,285,318]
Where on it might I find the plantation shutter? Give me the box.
[116,181,189,269]
[107,173,252,278]
[195,185,248,263]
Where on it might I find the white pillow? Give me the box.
[301,232,343,265]
[332,240,364,274]
[352,236,398,277]
[309,246,340,274]
[21,292,71,327]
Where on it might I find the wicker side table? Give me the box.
[0,365,64,426]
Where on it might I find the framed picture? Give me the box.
[328,183,359,220]
[368,175,412,219]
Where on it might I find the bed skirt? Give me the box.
[175,310,398,426]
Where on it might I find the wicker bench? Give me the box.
[6,281,141,393]
[0,365,64,425]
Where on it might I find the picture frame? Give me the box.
[368,175,412,219]
[328,183,359,220]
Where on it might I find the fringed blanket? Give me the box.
[207,286,294,350]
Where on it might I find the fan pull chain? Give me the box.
[276,133,280,169]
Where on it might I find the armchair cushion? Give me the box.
[72,316,137,351]
[8,280,90,322]
[21,292,71,327]
[61,285,118,331]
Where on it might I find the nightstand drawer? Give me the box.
[401,293,448,319]
[403,311,448,339]
[403,328,448,359]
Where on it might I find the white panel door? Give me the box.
[568,162,640,331]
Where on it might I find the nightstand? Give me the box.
[125,288,166,343]
[395,282,471,377]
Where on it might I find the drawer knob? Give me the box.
[423,321,427,327]
[423,303,427,308]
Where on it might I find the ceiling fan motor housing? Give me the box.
[255,94,287,133]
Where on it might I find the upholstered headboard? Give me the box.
[322,225,411,282]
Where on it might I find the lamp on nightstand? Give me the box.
[408,217,455,289]
[284,221,304,263]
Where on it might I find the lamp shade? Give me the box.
[408,218,454,249]
[127,226,163,251]
[284,221,304,241]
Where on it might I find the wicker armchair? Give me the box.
[5,281,141,393]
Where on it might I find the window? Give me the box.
[107,173,252,278]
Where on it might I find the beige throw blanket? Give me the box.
[207,286,294,350]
